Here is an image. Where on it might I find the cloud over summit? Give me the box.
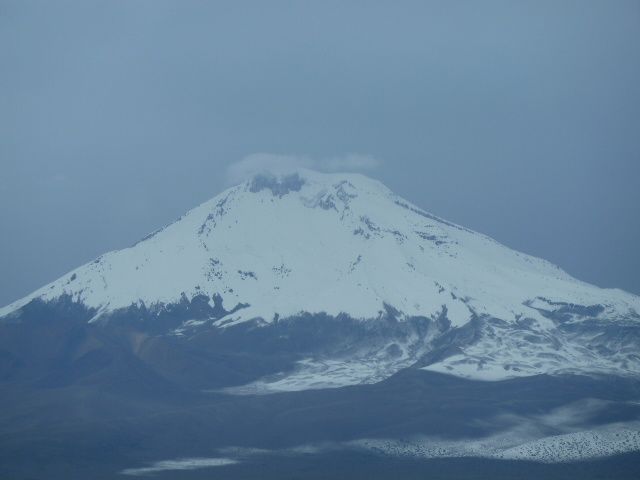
[224,153,381,184]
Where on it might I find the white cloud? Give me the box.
[224,153,313,185]
[224,153,382,185]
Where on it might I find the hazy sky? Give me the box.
[1,0,639,305]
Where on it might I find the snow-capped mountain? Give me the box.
[2,169,639,389]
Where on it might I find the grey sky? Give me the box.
[1,0,639,306]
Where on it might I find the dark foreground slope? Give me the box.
[1,369,639,479]
[1,305,640,479]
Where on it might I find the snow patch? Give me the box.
[121,457,238,476]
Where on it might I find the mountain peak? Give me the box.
[240,168,391,199]
[2,170,640,385]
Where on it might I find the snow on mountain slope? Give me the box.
[349,424,640,463]
[2,169,639,383]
